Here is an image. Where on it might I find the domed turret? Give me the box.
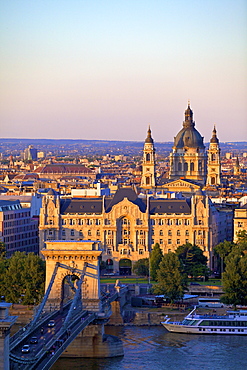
[169,103,207,184]
[173,104,205,149]
[145,126,154,144]
[210,125,219,144]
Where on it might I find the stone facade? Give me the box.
[39,187,232,271]
[41,240,102,311]
[206,126,221,186]
[233,204,247,242]
[141,127,156,188]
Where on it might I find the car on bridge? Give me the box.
[48,319,55,327]
[30,336,38,344]
[21,344,30,353]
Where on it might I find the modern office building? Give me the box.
[0,199,39,257]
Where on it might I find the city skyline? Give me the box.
[0,0,246,142]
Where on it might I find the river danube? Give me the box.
[51,326,247,370]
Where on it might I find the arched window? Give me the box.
[190,162,194,171]
[146,153,150,162]
[184,162,188,171]
[178,162,182,171]
[146,177,150,185]
[211,153,216,161]
[211,177,216,185]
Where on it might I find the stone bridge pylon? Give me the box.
[41,240,102,312]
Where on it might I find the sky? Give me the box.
[0,0,246,143]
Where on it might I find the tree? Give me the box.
[235,230,247,252]
[176,243,210,280]
[0,242,6,258]
[133,258,149,277]
[221,252,247,306]
[153,252,187,303]
[214,240,235,275]
[1,252,45,305]
[150,243,163,281]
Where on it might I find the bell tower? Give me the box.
[206,126,221,186]
[141,126,156,189]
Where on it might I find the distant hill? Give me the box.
[0,138,246,157]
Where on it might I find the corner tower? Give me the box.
[169,103,207,184]
[141,126,156,188]
[206,126,221,186]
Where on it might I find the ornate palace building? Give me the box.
[39,188,232,273]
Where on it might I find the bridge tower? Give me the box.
[41,240,102,312]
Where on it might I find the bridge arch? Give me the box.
[42,240,102,311]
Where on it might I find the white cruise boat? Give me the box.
[161,307,247,334]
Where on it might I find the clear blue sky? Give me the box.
[0,0,246,142]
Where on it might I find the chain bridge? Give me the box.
[8,241,128,370]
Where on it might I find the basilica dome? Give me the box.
[173,104,205,149]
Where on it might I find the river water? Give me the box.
[51,326,247,370]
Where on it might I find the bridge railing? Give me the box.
[10,300,73,350]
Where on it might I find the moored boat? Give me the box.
[161,307,247,334]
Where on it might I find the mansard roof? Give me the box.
[60,198,103,214]
[59,188,192,216]
[149,198,191,215]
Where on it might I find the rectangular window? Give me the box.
[71,230,74,236]
[168,230,172,236]
[159,239,163,244]
[160,230,163,236]
[168,239,172,244]
[185,230,189,236]
[177,230,180,236]
[177,239,180,244]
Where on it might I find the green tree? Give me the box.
[0,242,6,258]
[235,230,247,252]
[214,240,235,275]
[3,252,45,305]
[153,252,187,303]
[176,243,210,280]
[150,243,163,281]
[133,258,149,277]
[221,252,247,306]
